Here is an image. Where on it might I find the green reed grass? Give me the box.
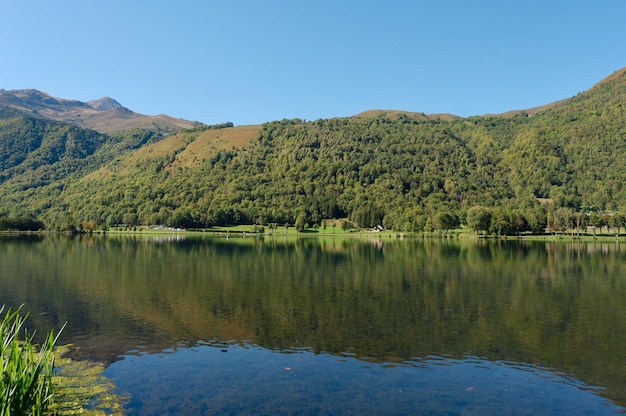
[0,305,63,416]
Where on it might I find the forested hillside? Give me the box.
[0,68,625,233]
[0,108,166,229]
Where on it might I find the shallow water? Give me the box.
[106,342,622,415]
[1,235,625,414]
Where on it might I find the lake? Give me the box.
[1,234,625,415]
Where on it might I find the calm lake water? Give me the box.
[1,234,626,415]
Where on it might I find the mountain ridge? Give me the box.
[0,88,203,134]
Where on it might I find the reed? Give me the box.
[0,305,63,416]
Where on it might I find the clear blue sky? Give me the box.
[1,1,623,125]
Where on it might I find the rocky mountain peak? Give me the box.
[87,97,125,111]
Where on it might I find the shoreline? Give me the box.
[3,227,623,243]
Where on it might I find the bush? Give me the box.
[341,219,354,231]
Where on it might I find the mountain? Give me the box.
[0,68,625,232]
[87,97,124,111]
[0,89,203,134]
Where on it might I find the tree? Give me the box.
[525,207,547,234]
[553,207,574,234]
[431,211,459,232]
[122,213,139,227]
[489,208,512,236]
[508,210,528,236]
[295,214,306,232]
[466,206,492,234]
[609,213,626,236]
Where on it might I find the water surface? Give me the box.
[0,235,625,414]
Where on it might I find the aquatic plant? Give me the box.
[50,345,127,415]
[0,305,62,416]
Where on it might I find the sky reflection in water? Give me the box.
[104,342,623,416]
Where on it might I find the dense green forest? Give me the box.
[0,68,625,233]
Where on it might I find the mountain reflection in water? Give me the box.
[0,234,625,414]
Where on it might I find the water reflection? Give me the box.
[0,235,625,411]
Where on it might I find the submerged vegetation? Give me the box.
[49,346,126,416]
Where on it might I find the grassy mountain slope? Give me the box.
[79,124,261,183]
[0,68,625,231]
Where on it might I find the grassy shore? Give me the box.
[175,225,626,242]
[11,224,623,243]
